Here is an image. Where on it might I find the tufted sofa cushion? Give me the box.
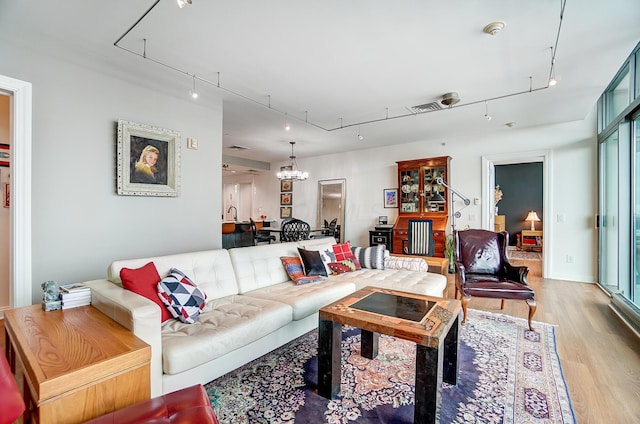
[159,295,292,375]
[228,242,301,293]
[109,250,239,302]
[242,280,356,320]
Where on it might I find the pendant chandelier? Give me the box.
[276,141,309,181]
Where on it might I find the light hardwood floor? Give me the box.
[2,261,639,423]
[445,258,640,424]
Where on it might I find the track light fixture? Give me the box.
[548,46,558,87]
[549,62,558,86]
[189,75,198,99]
[357,126,364,141]
[484,101,492,121]
[284,113,291,131]
[115,1,565,133]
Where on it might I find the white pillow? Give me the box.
[384,256,429,272]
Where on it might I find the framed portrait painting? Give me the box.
[117,120,181,196]
[280,179,293,192]
[280,206,292,219]
[280,192,292,205]
[383,188,398,208]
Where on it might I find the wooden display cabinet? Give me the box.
[393,156,451,257]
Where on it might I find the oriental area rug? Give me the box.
[507,246,542,261]
[205,310,576,424]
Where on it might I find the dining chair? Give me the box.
[401,219,434,256]
[250,218,276,245]
[280,218,311,242]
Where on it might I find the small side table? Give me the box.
[369,227,393,251]
[4,305,151,424]
[521,229,543,251]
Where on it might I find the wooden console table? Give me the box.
[4,305,151,424]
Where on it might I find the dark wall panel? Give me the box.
[495,162,543,246]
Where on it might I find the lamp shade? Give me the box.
[525,210,541,230]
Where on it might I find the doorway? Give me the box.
[482,151,552,278]
[0,74,32,310]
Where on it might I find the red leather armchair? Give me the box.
[455,229,536,331]
[84,384,218,424]
[1,353,25,424]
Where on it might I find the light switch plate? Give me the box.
[187,138,198,149]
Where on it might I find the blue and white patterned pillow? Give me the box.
[157,268,207,324]
[351,245,386,269]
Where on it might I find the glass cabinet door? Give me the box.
[400,169,419,212]
[422,166,447,213]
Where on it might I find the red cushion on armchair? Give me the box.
[0,354,25,424]
[84,384,218,424]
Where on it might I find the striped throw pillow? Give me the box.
[351,245,386,269]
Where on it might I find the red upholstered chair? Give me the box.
[0,353,25,424]
[454,229,536,331]
[84,384,218,424]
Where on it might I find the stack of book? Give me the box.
[59,283,91,309]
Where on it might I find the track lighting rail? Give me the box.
[113,0,566,133]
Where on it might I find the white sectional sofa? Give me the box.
[84,238,447,397]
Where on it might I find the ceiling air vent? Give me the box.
[408,102,443,114]
[228,144,250,151]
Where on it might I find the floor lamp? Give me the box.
[435,177,470,232]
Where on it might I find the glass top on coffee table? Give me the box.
[350,292,436,322]
[319,286,460,348]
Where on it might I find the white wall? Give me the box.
[0,43,223,303]
[263,119,598,283]
[0,39,598,305]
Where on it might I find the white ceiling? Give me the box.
[2,0,639,169]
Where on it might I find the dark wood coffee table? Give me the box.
[318,286,461,423]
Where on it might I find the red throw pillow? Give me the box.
[332,241,355,262]
[120,261,171,322]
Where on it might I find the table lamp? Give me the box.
[525,210,541,231]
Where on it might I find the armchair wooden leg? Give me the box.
[500,299,505,310]
[461,295,470,325]
[526,299,537,331]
